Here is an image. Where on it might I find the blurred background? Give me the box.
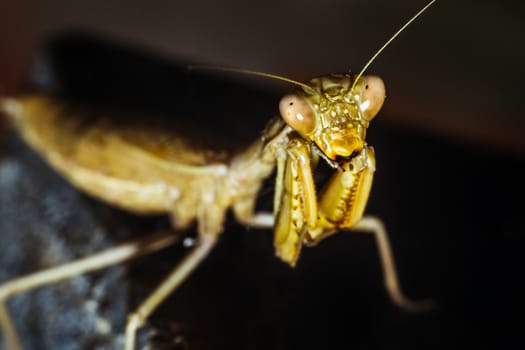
[1,0,524,154]
[0,1,524,349]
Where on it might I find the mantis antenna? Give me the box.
[187,65,314,92]
[190,0,436,93]
[351,0,437,90]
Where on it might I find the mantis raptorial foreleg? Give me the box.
[273,136,318,266]
[272,140,433,311]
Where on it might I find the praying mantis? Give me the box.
[0,1,436,349]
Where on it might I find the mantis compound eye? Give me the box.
[359,75,385,122]
[279,94,316,135]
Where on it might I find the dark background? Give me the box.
[0,1,524,350]
[1,0,524,154]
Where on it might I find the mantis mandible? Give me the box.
[0,1,436,349]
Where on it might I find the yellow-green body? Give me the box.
[0,73,438,350]
[0,73,391,350]
[2,73,381,266]
[0,3,439,347]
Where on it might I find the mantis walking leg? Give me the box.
[351,216,435,311]
[124,233,218,350]
[273,139,432,310]
[0,231,179,350]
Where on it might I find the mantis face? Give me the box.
[279,74,385,166]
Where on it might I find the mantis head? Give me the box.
[279,74,385,166]
[190,0,434,169]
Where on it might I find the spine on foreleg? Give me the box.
[319,147,376,230]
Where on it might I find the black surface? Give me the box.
[1,33,524,350]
